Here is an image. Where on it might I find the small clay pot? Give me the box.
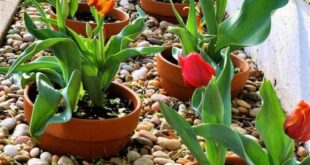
[24,82,141,160]
[156,47,250,101]
[49,3,129,38]
[140,0,189,23]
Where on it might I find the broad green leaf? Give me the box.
[49,70,81,123]
[215,0,289,52]
[300,156,310,165]
[101,46,164,90]
[168,27,196,55]
[256,79,295,165]
[24,13,66,40]
[185,0,198,43]
[56,0,66,33]
[30,73,62,138]
[104,15,147,56]
[160,102,210,165]
[169,0,186,28]
[193,123,270,165]
[27,0,51,29]
[199,0,217,58]
[200,78,226,165]
[191,87,204,117]
[86,23,93,39]
[7,38,81,83]
[200,78,224,124]
[81,64,105,106]
[171,46,183,62]
[215,47,233,126]
[215,0,227,22]
[69,0,79,18]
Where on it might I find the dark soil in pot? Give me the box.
[27,83,134,119]
[51,7,119,24]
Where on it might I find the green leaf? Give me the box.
[215,0,288,52]
[171,46,183,61]
[199,0,218,58]
[169,0,186,28]
[86,23,93,38]
[8,38,81,83]
[193,123,270,165]
[300,156,310,165]
[199,78,226,165]
[215,0,227,22]
[30,73,62,138]
[101,46,165,90]
[24,12,66,40]
[160,102,210,165]
[168,26,197,55]
[104,14,147,56]
[81,64,104,106]
[69,0,79,18]
[191,87,204,116]
[185,0,198,43]
[256,79,295,165]
[215,47,233,126]
[49,70,81,123]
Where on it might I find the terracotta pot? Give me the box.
[49,3,129,38]
[156,47,250,101]
[140,0,189,23]
[24,82,141,159]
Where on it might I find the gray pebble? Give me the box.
[28,158,49,165]
[3,144,18,156]
[0,118,16,130]
[30,147,40,158]
[57,156,74,165]
[134,157,154,165]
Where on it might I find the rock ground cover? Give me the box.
[0,1,308,165]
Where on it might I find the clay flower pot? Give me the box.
[49,3,129,38]
[156,47,250,101]
[24,82,141,159]
[140,0,189,23]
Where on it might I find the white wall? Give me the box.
[227,0,310,113]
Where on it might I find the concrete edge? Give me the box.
[0,0,23,46]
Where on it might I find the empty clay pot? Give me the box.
[24,82,141,160]
[49,3,129,38]
[156,47,250,101]
[140,0,189,23]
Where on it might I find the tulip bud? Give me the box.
[86,0,115,17]
[179,52,215,88]
[284,100,310,142]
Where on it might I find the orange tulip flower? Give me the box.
[86,0,115,17]
[284,100,310,142]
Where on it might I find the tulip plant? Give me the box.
[0,0,164,138]
[169,0,288,64]
[162,78,310,165]
[160,0,289,164]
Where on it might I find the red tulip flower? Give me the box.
[86,0,115,17]
[284,100,310,142]
[178,52,215,88]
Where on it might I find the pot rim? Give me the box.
[49,3,129,26]
[24,82,142,123]
[158,49,250,77]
